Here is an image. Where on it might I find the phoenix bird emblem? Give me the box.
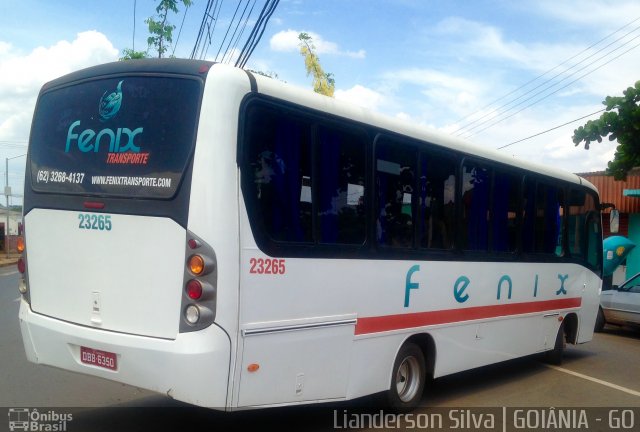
[98,80,124,122]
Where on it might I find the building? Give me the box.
[579,169,640,283]
[0,205,23,253]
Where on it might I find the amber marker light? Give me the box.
[17,237,25,253]
[188,254,205,275]
[247,363,260,372]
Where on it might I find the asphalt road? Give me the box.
[2,267,639,431]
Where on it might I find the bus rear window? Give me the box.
[29,76,202,199]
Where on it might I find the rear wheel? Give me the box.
[594,307,605,332]
[545,322,565,365]
[387,342,426,412]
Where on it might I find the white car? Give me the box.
[596,272,640,331]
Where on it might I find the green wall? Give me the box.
[626,213,640,279]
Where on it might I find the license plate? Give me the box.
[80,346,117,371]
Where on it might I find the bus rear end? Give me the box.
[18,60,232,408]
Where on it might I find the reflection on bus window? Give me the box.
[376,140,417,248]
[462,164,490,251]
[568,189,600,270]
[523,180,564,255]
[420,152,455,250]
[493,170,519,253]
[246,107,313,243]
[317,127,366,244]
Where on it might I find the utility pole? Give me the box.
[5,157,10,258]
[5,155,26,258]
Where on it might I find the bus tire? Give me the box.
[387,342,426,412]
[594,307,605,332]
[545,322,565,365]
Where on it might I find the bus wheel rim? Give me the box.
[396,356,420,402]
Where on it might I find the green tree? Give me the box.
[573,80,640,180]
[146,0,192,58]
[298,32,335,97]
[120,48,149,61]
[247,69,281,80]
[120,0,191,60]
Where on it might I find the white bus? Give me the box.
[18,59,602,412]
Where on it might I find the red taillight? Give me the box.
[186,279,203,300]
[83,201,105,210]
[17,257,26,274]
[188,238,200,249]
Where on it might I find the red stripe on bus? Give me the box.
[355,297,582,335]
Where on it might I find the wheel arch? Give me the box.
[563,312,579,344]
[404,332,436,379]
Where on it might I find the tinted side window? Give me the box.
[462,163,490,251]
[420,150,456,250]
[569,189,601,270]
[245,106,313,243]
[492,170,519,253]
[317,127,366,244]
[523,180,564,255]
[375,140,417,248]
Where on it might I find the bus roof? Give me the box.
[40,58,214,93]
[37,59,597,194]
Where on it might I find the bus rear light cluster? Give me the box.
[16,233,30,302]
[180,231,217,332]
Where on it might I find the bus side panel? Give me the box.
[235,196,358,407]
[237,324,354,407]
[234,248,593,403]
[577,270,601,343]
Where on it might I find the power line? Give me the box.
[220,0,256,64]
[235,0,280,68]
[225,0,257,64]
[190,0,279,66]
[200,0,224,60]
[213,0,245,62]
[459,26,640,138]
[455,23,640,137]
[452,16,640,132]
[172,2,191,57]
[133,0,137,51]
[496,108,606,150]
[0,141,28,149]
[464,38,640,139]
[190,0,217,59]
[452,16,640,138]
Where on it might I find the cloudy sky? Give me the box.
[1,0,639,203]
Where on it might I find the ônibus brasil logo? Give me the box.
[65,80,150,165]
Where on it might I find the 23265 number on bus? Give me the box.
[249,258,286,275]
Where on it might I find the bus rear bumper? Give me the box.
[19,299,231,409]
